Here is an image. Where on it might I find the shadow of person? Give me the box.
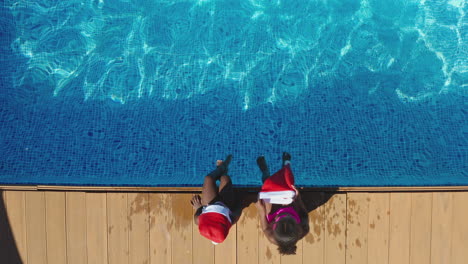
[0,191,23,264]
[300,189,338,213]
[230,190,258,221]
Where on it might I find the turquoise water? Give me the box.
[0,0,466,187]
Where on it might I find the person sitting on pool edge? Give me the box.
[190,154,239,244]
[255,152,309,255]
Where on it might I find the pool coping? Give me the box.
[1,185,468,192]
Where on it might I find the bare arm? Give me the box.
[256,200,277,245]
[191,195,203,226]
[193,206,202,225]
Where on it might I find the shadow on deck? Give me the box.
[0,191,23,263]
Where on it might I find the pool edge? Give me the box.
[1,185,468,192]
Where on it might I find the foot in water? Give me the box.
[257,156,271,182]
[282,152,291,165]
[217,154,232,174]
[256,156,269,173]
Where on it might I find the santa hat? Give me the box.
[259,164,296,204]
[198,212,232,244]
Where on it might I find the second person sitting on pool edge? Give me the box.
[255,152,309,255]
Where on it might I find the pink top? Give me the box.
[266,206,301,225]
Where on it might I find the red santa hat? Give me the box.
[198,212,232,244]
[259,164,296,204]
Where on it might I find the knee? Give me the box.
[219,175,231,184]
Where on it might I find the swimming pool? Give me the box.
[0,0,466,187]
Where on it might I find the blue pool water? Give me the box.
[0,0,466,187]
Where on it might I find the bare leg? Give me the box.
[201,155,232,205]
[282,152,291,166]
[201,175,218,205]
[257,156,270,183]
[218,175,235,210]
[219,175,232,192]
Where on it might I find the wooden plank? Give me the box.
[451,192,468,264]
[430,192,453,264]
[409,192,432,264]
[346,192,369,264]
[3,191,28,264]
[367,193,390,264]
[237,203,259,264]
[388,193,411,264]
[324,193,346,264]
[107,192,129,264]
[128,192,150,264]
[25,191,47,264]
[302,192,327,264]
[45,192,67,264]
[171,193,192,264]
[66,192,87,264]
[86,192,108,264]
[214,223,236,264]
[192,204,215,264]
[149,193,172,264]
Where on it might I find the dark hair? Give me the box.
[273,216,300,255]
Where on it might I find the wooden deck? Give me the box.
[1,190,467,264]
